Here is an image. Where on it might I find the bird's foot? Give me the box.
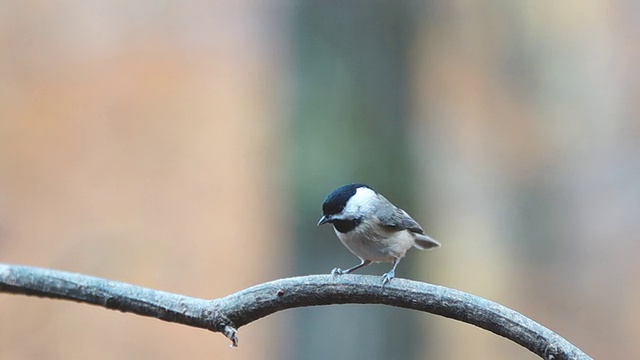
[331,268,345,276]
[381,270,395,287]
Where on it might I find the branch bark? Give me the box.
[0,263,590,359]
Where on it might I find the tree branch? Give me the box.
[0,264,590,359]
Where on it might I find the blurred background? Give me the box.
[1,1,639,359]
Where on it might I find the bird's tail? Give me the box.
[413,233,441,250]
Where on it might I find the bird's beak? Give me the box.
[317,215,330,226]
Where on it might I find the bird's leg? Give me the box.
[331,259,372,276]
[381,258,401,286]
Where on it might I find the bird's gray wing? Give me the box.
[375,195,441,249]
[374,196,425,234]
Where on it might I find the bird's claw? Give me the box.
[381,270,395,287]
[331,268,344,276]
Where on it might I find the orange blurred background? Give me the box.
[1,1,639,359]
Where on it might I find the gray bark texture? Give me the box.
[0,263,591,359]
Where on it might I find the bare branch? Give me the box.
[0,264,590,359]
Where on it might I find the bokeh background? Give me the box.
[1,1,639,359]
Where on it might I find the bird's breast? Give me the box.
[334,223,415,262]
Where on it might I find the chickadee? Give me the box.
[317,183,440,285]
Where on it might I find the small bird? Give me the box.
[317,183,440,285]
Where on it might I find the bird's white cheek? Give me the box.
[343,187,377,216]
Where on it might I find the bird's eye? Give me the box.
[323,203,344,216]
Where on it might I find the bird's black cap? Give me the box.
[321,183,372,215]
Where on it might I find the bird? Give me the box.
[317,183,440,285]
